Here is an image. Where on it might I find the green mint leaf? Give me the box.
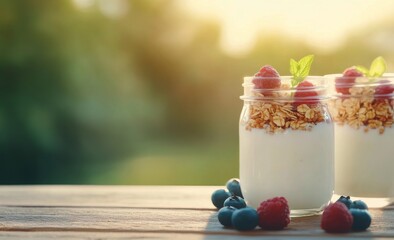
[298,54,314,77]
[289,54,314,87]
[355,65,369,76]
[369,56,386,77]
[289,58,299,76]
[291,78,299,88]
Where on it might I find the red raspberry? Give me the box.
[335,67,363,94]
[375,80,394,95]
[293,81,318,106]
[257,197,290,230]
[321,202,353,233]
[252,65,281,90]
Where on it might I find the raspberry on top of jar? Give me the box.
[328,56,394,134]
[241,55,331,134]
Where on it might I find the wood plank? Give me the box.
[0,186,215,209]
[0,206,393,238]
[0,231,389,240]
[0,185,394,209]
[0,186,392,210]
[0,186,393,239]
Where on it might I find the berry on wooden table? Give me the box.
[321,202,353,233]
[350,209,372,231]
[218,206,237,227]
[336,195,352,209]
[231,207,259,231]
[223,195,246,209]
[226,178,243,198]
[211,189,231,209]
[350,200,368,210]
[257,197,290,230]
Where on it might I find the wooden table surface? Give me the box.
[0,186,392,239]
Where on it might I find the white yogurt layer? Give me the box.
[335,124,394,198]
[239,123,334,210]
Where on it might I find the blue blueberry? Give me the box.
[226,178,243,198]
[211,189,231,209]
[231,207,259,231]
[350,200,368,210]
[336,196,352,209]
[350,209,372,231]
[224,195,247,209]
[218,206,237,227]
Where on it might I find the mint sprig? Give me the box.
[290,54,314,87]
[355,56,386,79]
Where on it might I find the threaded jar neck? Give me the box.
[241,76,329,102]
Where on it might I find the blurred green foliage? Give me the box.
[0,0,393,184]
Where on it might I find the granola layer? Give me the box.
[242,102,327,134]
[328,86,394,134]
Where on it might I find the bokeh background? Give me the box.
[1,0,394,184]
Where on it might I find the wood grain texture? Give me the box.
[0,206,393,238]
[0,185,214,209]
[0,232,390,240]
[0,186,393,239]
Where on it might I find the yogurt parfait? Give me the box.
[327,57,394,207]
[239,55,334,216]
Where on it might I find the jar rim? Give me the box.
[325,73,394,98]
[241,76,330,101]
[325,73,394,81]
[243,76,326,87]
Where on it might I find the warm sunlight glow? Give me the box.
[72,0,95,9]
[177,0,394,56]
[73,0,128,18]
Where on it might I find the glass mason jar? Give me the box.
[239,76,334,217]
[327,74,394,207]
